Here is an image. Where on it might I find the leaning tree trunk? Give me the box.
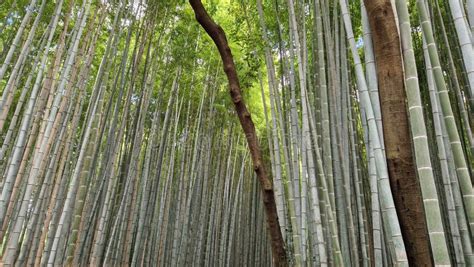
[363,0,433,265]
[188,0,287,265]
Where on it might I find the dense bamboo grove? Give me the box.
[0,0,472,266]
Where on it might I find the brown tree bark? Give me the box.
[363,0,433,265]
[188,0,287,265]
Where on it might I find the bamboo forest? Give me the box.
[0,0,474,265]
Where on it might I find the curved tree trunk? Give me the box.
[363,0,433,265]
[188,0,287,265]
